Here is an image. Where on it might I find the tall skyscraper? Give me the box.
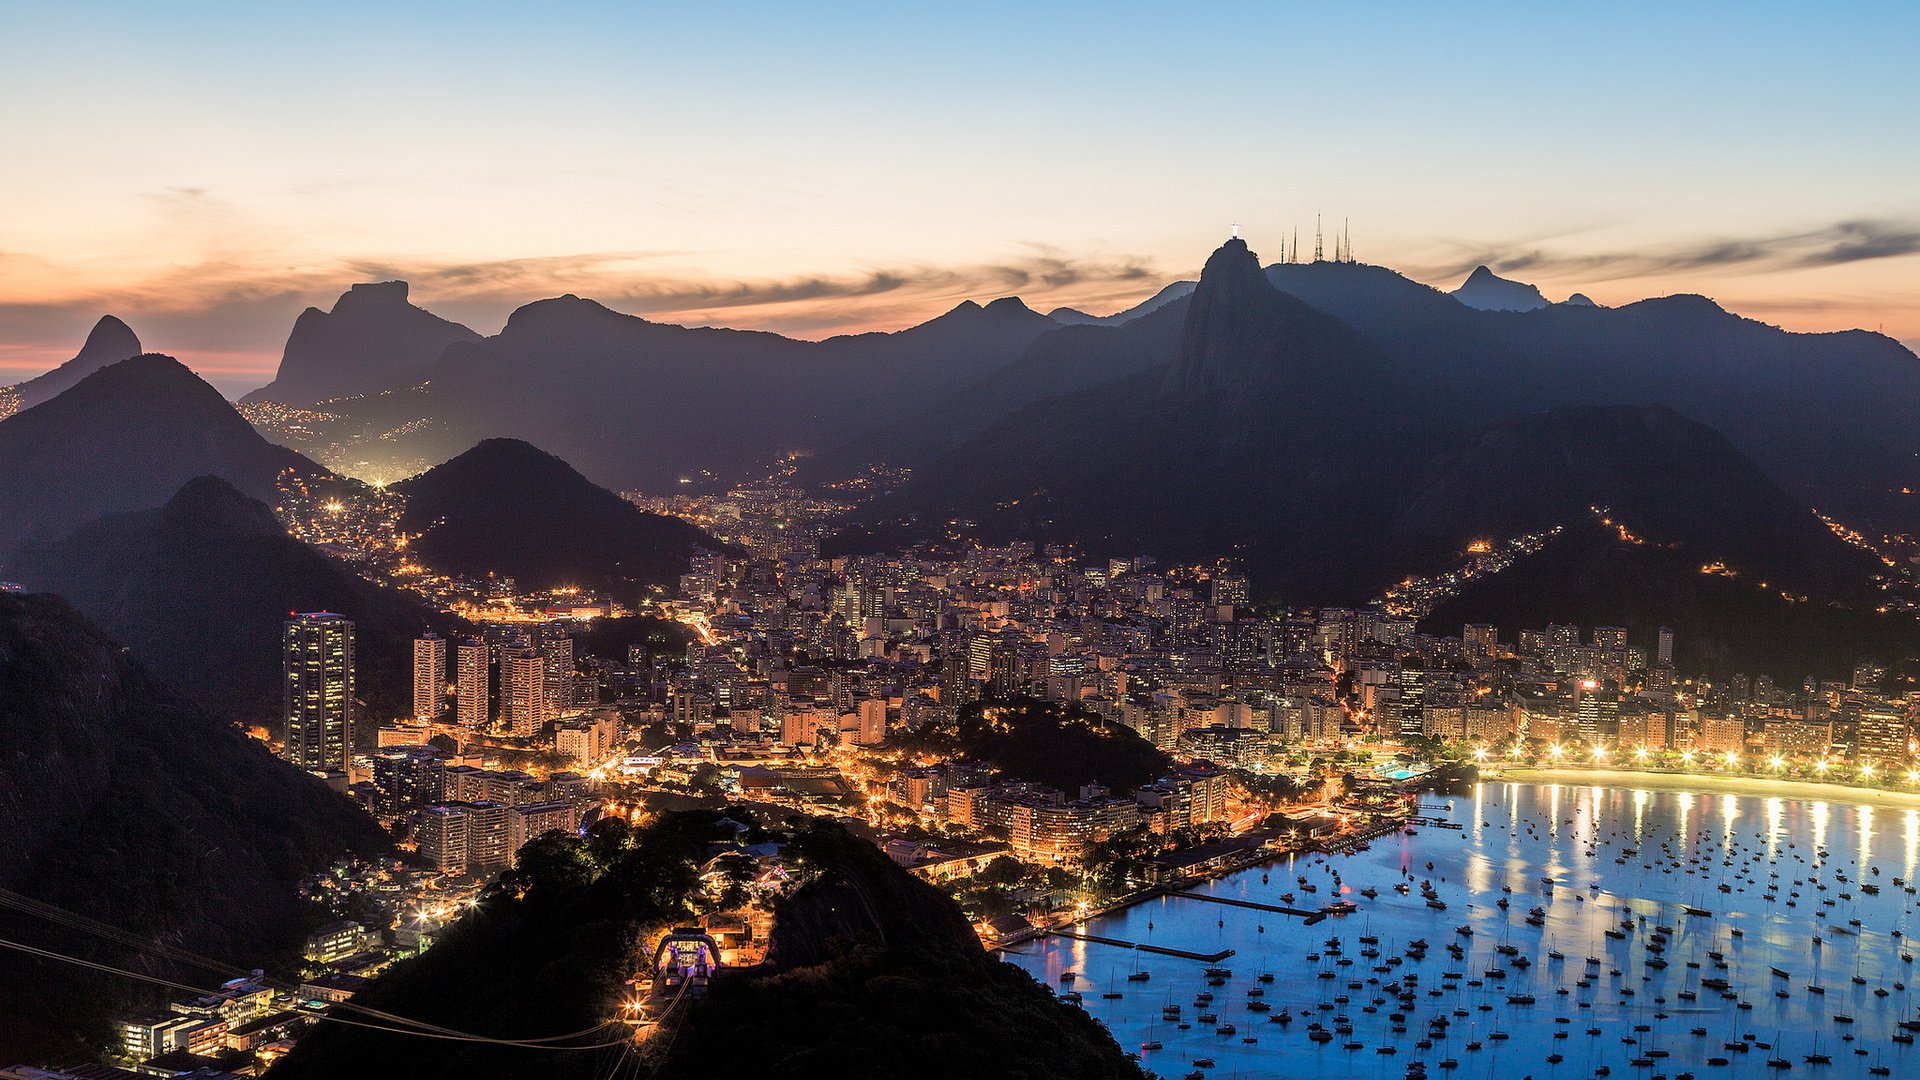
[283,613,354,773]
[412,633,446,720]
[536,624,575,716]
[1396,666,1427,739]
[502,648,547,737]
[455,638,490,729]
[1655,626,1675,668]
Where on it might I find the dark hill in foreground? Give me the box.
[0,593,389,1063]
[6,476,452,730]
[268,811,1137,1080]
[394,438,725,597]
[649,823,1142,1080]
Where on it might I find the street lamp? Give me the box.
[1680,750,1695,765]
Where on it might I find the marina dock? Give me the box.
[1042,928,1235,963]
[1166,890,1328,924]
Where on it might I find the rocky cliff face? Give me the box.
[242,280,480,405]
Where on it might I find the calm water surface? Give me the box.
[1005,782,1920,1080]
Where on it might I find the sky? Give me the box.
[2,1,1917,396]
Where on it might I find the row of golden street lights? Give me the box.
[1470,742,1920,786]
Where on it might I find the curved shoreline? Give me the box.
[1489,765,1920,810]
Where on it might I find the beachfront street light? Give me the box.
[1509,745,1522,759]
[1724,751,1739,767]
[1592,745,1608,761]
[1815,759,1829,773]
[1769,755,1784,770]
[1635,747,1648,761]
[1472,747,1488,762]
[1681,750,1695,765]
[1861,764,1875,779]
[1549,744,1564,759]
[1908,769,1919,785]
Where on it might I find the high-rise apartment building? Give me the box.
[412,633,446,720]
[536,624,575,715]
[283,613,355,773]
[455,638,490,729]
[502,648,547,737]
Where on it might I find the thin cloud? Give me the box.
[597,252,1156,316]
[1412,216,1920,284]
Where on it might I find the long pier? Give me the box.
[1167,891,1328,924]
[1043,929,1235,963]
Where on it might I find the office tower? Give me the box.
[1396,666,1427,739]
[412,633,446,720]
[536,624,575,715]
[967,632,995,683]
[502,648,547,737]
[455,638,490,729]
[1656,626,1674,668]
[283,613,354,773]
[1857,706,1909,764]
[1575,680,1621,743]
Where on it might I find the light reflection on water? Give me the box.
[1004,782,1920,1080]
